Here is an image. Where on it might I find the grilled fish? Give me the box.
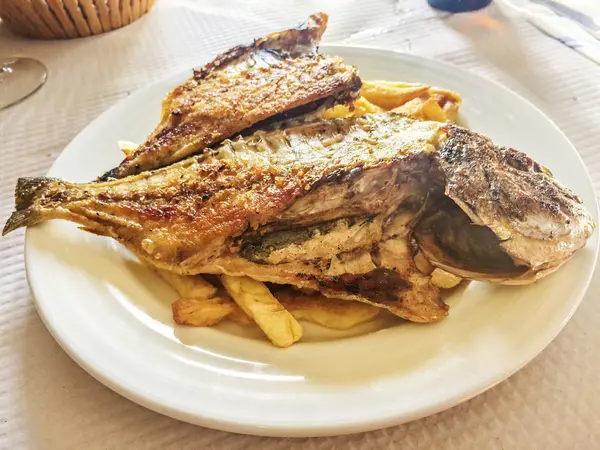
[99,12,362,180]
[4,112,594,322]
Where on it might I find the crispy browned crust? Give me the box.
[4,114,440,254]
[273,288,381,324]
[298,268,447,323]
[438,125,594,271]
[99,12,361,180]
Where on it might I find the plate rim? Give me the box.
[23,44,600,437]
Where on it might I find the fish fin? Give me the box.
[97,166,120,182]
[2,177,57,236]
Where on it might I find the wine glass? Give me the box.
[0,57,47,110]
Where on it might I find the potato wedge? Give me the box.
[352,97,385,116]
[394,96,452,122]
[393,97,426,118]
[322,97,384,119]
[429,88,461,123]
[275,289,380,330]
[430,268,462,289]
[419,97,449,122]
[221,275,302,347]
[361,81,429,110]
[322,80,462,122]
[321,103,354,119]
[172,297,234,326]
[393,96,453,123]
[156,269,218,300]
[174,289,380,330]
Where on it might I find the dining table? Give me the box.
[0,0,599,448]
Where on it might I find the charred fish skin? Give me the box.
[428,125,595,283]
[4,113,443,268]
[2,113,445,322]
[192,13,327,80]
[98,12,362,181]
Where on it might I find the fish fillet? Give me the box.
[98,12,362,180]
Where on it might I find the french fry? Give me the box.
[173,288,380,330]
[321,103,354,119]
[275,290,380,330]
[321,80,462,123]
[352,97,385,116]
[322,97,384,119]
[430,268,462,289]
[429,88,461,123]
[155,269,218,299]
[172,297,234,326]
[221,275,303,347]
[118,140,138,157]
[361,81,429,110]
[393,97,451,122]
[419,97,449,122]
[393,97,426,118]
[228,305,254,325]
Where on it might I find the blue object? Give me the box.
[427,0,492,12]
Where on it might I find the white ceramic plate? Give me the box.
[24,45,598,437]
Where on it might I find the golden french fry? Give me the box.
[221,275,303,347]
[393,97,426,118]
[393,97,450,122]
[172,297,234,326]
[168,286,380,331]
[155,269,218,299]
[322,81,462,121]
[275,289,380,330]
[419,97,449,122]
[118,140,138,157]
[322,97,384,119]
[429,87,461,123]
[228,305,253,325]
[430,268,462,289]
[361,81,429,110]
[321,103,354,119]
[352,97,384,116]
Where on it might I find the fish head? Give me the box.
[415,125,595,284]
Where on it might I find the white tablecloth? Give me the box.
[1,1,599,448]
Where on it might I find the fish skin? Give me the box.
[3,113,444,321]
[4,113,442,267]
[98,12,362,180]
[3,112,594,320]
[431,125,595,283]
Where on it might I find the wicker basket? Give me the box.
[0,0,155,39]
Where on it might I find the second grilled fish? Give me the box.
[99,12,362,180]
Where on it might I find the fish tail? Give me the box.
[2,177,58,235]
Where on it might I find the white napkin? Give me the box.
[502,0,600,64]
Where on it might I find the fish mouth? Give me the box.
[414,196,529,280]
